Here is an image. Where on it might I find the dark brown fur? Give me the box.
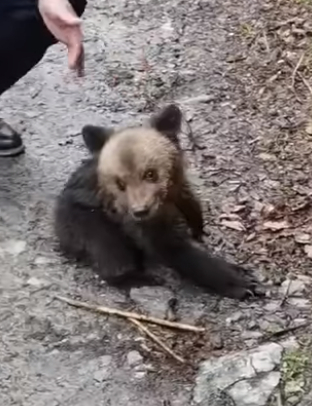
[54,104,262,299]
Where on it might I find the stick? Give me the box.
[291,52,305,91]
[130,318,186,364]
[280,279,291,307]
[259,322,310,343]
[55,296,205,333]
[276,389,284,406]
[297,71,312,97]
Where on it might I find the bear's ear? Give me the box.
[82,125,115,154]
[149,104,182,147]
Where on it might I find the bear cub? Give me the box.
[54,104,262,300]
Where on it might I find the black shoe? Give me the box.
[0,119,25,157]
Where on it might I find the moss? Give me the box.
[239,23,256,39]
[281,347,310,403]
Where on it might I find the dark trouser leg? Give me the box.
[0,0,87,157]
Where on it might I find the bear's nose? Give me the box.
[132,207,150,219]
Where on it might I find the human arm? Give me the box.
[38,0,84,75]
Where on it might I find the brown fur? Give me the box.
[54,104,262,299]
[97,128,183,219]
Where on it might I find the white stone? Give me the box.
[250,343,282,373]
[99,355,112,367]
[288,298,310,309]
[134,371,146,379]
[227,371,281,406]
[0,240,26,256]
[129,286,174,319]
[281,279,306,297]
[194,343,285,405]
[127,351,143,367]
[26,277,47,288]
[263,301,280,312]
[93,369,110,382]
[34,256,54,265]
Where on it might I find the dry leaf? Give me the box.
[221,220,246,231]
[258,153,276,161]
[219,213,242,221]
[246,232,256,242]
[231,205,246,213]
[304,245,312,259]
[294,233,311,245]
[263,220,289,231]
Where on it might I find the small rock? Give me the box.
[294,233,310,245]
[130,286,175,319]
[241,331,263,340]
[227,371,280,406]
[127,351,143,367]
[304,245,312,259]
[182,94,215,104]
[280,279,306,297]
[250,343,282,372]
[34,256,55,265]
[93,369,110,382]
[144,364,156,372]
[58,139,73,146]
[226,311,244,325]
[247,320,258,329]
[134,371,146,379]
[263,302,280,312]
[26,277,48,288]
[259,319,284,333]
[258,153,276,162]
[288,298,310,309]
[99,355,112,367]
[297,274,312,284]
[293,318,307,326]
[211,334,224,350]
[263,220,289,231]
[305,123,312,135]
[0,240,26,256]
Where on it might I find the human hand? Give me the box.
[38,0,84,75]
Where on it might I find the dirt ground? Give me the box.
[1,0,312,405]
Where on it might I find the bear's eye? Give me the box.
[116,178,126,191]
[144,169,158,182]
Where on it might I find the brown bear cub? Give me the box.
[54,104,262,300]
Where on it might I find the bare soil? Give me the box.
[1,0,312,405]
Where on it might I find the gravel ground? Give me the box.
[1,0,312,405]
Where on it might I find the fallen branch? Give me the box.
[55,296,205,333]
[130,318,185,364]
[259,322,310,343]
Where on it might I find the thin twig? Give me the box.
[280,279,291,307]
[297,71,312,97]
[276,388,284,406]
[259,322,310,343]
[130,318,186,364]
[291,52,305,91]
[55,296,205,333]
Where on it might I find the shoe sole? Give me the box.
[0,144,25,157]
